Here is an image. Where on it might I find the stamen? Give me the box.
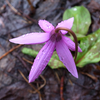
[55,27,78,61]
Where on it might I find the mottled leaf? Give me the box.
[63,6,91,37]
[22,47,38,57]
[76,29,100,67]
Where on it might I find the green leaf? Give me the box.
[63,6,91,37]
[21,47,65,69]
[22,47,38,57]
[76,29,100,67]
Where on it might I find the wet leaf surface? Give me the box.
[63,6,91,37]
[76,29,100,67]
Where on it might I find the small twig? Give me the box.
[0,44,22,60]
[22,57,46,91]
[30,75,46,93]
[18,70,42,100]
[0,5,6,15]
[18,10,37,23]
[6,0,29,23]
[6,0,21,15]
[17,55,46,89]
[18,70,38,92]
[81,72,98,82]
[27,0,35,13]
[6,0,37,24]
[13,52,30,71]
[0,17,5,27]
[55,72,60,83]
[72,80,94,89]
[39,75,46,91]
[68,79,73,86]
[22,57,33,64]
[7,24,33,35]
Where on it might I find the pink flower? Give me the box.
[9,18,82,82]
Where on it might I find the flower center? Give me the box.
[56,35,62,42]
[50,29,62,42]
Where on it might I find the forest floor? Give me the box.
[0,0,100,100]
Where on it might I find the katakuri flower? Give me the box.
[9,17,82,83]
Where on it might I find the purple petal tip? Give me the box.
[29,78,33,83]
[9,39,19,44]
[74,72,78,78]
[70,68,78,78]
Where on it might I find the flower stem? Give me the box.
[55,27,78,61]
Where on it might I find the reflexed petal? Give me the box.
[56,17,74,34]
[9,33,51,44]
[62,36,82,52]
[29,39,56,82]
[38,20,54,33]
[56,39,78,78]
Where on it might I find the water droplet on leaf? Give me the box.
[73,8,77,11]
[91,38,93,41]
[85,22,88,24]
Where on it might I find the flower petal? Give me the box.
[9,32,51,44]
[56,17,74,34]
[56,39,78,78]
[38,20,54,33]
[62,36,82,52]
[29,38,56,82]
